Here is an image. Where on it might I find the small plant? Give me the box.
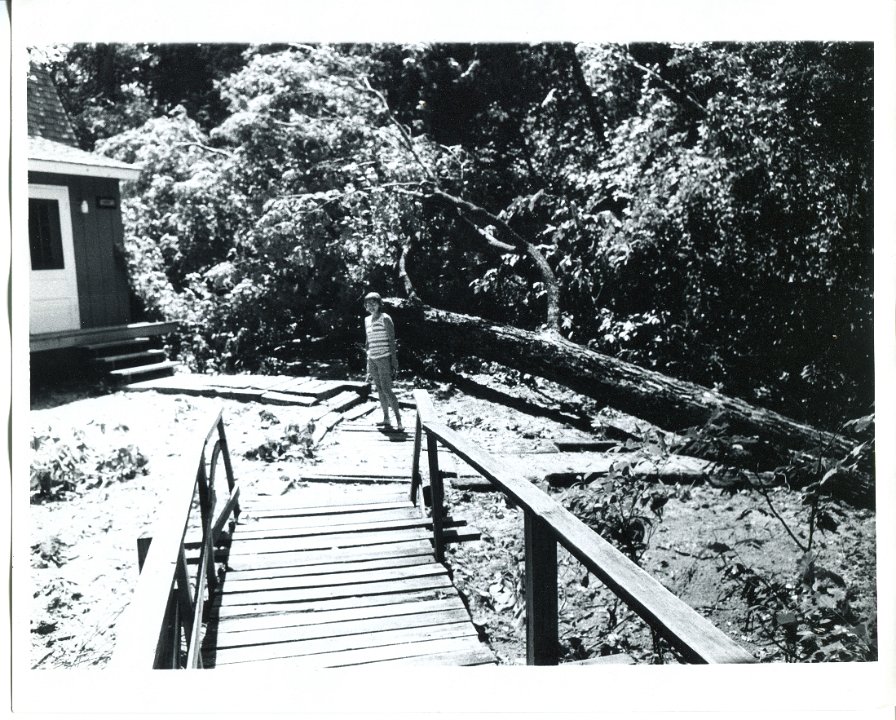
[245,422,315,461]
[559,430,670,565]
[714,546,876,662]
[30,426,148,502]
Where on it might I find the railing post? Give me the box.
[410,413,423,506]
[426,430,446,562]
[174,547,195,643]
[196,462,218,596]
[525,512,559,665]
[216,419,239,519]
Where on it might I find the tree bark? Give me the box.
[388,300,854,459]
[562,43,604,142]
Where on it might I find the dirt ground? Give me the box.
[25,371,877,668]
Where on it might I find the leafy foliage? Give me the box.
[30,424,148,501]
[38,41,873,427]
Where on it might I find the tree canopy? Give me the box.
[37,42,873,427]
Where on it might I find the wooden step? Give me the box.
[92,348,167,368]
[82,337,151,352]
[112,360,180,381]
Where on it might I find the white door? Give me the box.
[29,184,81,333]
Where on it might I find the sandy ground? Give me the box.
[25,374,877,668]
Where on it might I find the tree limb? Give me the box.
[360,76,438,183]
[623,47,708,116]
[398,238,422,305]
[173,141,235,159]
[427,188,561,330]
[360,75,560,330]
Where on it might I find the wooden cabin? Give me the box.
[27,64,178,382]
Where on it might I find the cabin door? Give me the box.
[29,184,81,334]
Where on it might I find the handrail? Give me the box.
[409,390,756,665]
[111,407,240,669]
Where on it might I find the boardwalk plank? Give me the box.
[222,554,436,581]
[361,647,497,666]
[224,527,433,555]
[213,588,455,620]
[242,499,410,518]
[214,597,465,633]
[223,540,433,571]
[215,607,472,650]
[237,506,421,532]
[213,635,491,669]
[211,621,477,665]
[220,563,447,594]
[216,574,454,607]
[230,515,433,541]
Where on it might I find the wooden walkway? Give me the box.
[200,414,495,668]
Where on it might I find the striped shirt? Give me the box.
[365,313,394,359]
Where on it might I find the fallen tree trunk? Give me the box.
[389,300,854,459]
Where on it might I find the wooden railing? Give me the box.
[409,390,756,666]
[111,407,240,669]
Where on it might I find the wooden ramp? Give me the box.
[201,419,494,668]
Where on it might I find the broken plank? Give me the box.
[553,440,618,452]
[215,573,455,608]
[311,410,344,444]
[259,391,319,406]
[266,377,318,393]
[443,526,481,544]
[322,390,365,414]
[341,402,378,421]
[210,621,477,665]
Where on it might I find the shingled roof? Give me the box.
[27,62,141,180]
[27,64,79,146]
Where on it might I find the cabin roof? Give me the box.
[27,64,79,146]
[29,136,142,181]
[27,63,141,181]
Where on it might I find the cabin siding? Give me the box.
[29,171,132,328]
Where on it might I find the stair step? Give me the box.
[93,349,168,367]
[82,337,151,352]
[110,360,180,381]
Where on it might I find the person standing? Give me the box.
[363,292,403,431]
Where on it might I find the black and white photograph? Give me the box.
[8,1,895,717]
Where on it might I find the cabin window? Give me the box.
[29,197,65,270]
